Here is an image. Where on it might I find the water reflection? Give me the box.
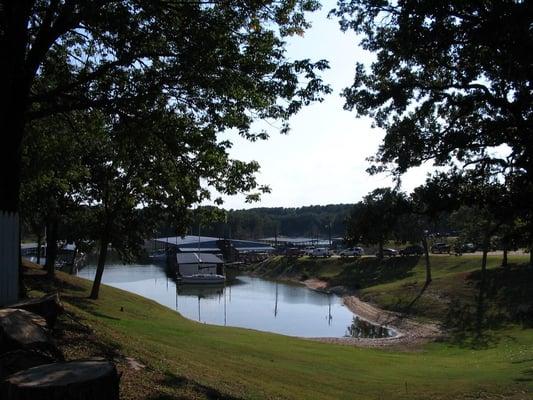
[344,316,394,339]
[176,284,224,298]
[78,263,396,339]
[175,284,225,323]
[327,294,332,326]
[274,282,278,317]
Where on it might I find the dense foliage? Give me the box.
[8,0,331,298]
[332,0,533,181]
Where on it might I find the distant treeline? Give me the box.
[157,204,355,240]
[23,202,457,244]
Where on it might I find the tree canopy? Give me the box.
[1,0,331,212]
[155,204,354,240]
[3,0,333,300]
[332,0,533,184]
[346,188,408,258]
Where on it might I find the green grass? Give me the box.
[252,254,533,324]
[25,257,533,399]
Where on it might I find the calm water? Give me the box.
[78,263,394,338]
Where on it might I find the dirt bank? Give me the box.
[302,278,329,291]
[302,279,442,349]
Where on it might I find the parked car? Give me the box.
[285,247,303,257]
[452,242,477,255]
[376,248,398,257]
[339,247,364,257]
[461,243,477,253]
[303,247,315,256]
[431,242,451,254]
[399,245,424,256]
[310,248,332,258]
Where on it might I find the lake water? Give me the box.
[78,263,394,338]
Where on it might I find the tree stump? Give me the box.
[8,293,64,328]
[0,309,48,348]
[0,350,55,378]
[0,309,61,359]
[1,359,120,400]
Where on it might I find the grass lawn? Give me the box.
[252,254,533,323]
[23,257,533,400]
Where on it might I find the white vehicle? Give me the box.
[310,248,331,258]
[339,247,364,257]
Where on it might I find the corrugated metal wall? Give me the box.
[178,263,217,276]
[0,211,19,306]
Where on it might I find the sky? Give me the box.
[210,0,434,210]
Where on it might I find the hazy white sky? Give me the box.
[210,0,433,210]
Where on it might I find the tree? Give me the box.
[333,0,532,175]
[2,1,331,298]
[446,171,515,334]
[91,95,293,298]
[332,0,533,252]
[495,220,528,269]
[20,112,90,277]
[395,209,433,285]
[346,188,407,259]
[2,0,329,212]
[409,173,465,286]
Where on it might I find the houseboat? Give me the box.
[174,252,225,284]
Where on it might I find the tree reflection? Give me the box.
[345,316,393,339]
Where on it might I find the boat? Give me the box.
[148,249,167,261]
[179,273,226,284]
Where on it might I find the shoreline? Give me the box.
[79,264,441,349]
[302,278,442,349]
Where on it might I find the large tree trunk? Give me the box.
[0,121,24,214]
[476,233,490,335]
[529,222,533,267]
[0,3,30,215]
[421,236,432,285]
[90,233,109,300]
[502,247,508,269]
[378,240,384,260]
[44,219,58,277]
[1,3,33,307]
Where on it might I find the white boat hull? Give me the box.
[179,274,225,284]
